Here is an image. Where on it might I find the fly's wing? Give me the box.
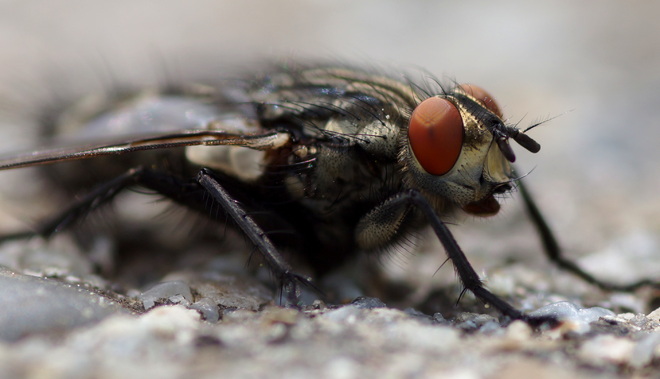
[0,88,293,170]
[0,128,291,170]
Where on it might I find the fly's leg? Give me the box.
[196,168,315,306]
[0,166,210,240]
[406,190,557,326]
[0,167,149,241]
[517,179,659,291]
[0,166,315,305]
[357,189,557,326]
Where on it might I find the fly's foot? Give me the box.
[279,272,321,308]
[520,314,561,329]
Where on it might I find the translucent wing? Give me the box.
[0,128,291,170]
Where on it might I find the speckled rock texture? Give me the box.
[0,1,658,378]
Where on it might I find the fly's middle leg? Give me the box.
[196,168,317,306]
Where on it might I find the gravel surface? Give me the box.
[0,1,658,378]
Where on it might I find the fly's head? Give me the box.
[403,84,541,216]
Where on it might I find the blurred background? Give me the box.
[0,0,657,304]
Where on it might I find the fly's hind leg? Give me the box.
[0,166,316,306]
[517,178,659,292]
[0,167,150,242]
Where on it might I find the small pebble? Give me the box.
[0,266,127,341]
[139,281,194,310]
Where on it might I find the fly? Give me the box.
[0,63,655,326]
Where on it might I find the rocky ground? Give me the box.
[0,239,658,378]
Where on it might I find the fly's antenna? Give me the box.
[451,92,542,162]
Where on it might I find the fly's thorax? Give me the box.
[357,120,401,159]
[325,117,400,160]
[401,88,515,215]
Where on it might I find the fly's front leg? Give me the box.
[357,189,557,326]
[517,178,659,291]
[196,168,315,307]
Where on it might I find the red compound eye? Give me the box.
[408,97,464,175]
[458,84,502,118]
